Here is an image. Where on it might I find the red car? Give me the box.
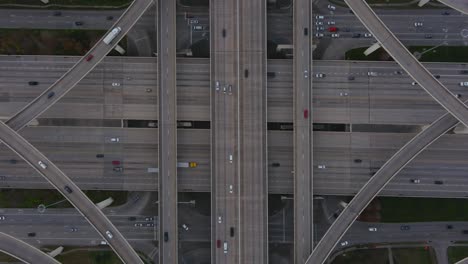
[86,54,94,61]
[112,160,121,165]
[216,239,221,248]
[303,109,309,119]
[328,27,338,32]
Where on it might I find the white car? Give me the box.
[460,82,468,86]
[304,70,308,78]
[0,216,5,220]
[182,224,189,231]
[110,137,119,142]
[327,21,336,25]
[328,4,336,10]
[340,241,349,246]
[331,33,340,38]
[411,81,418,86]
[414,22,423,27]
[364,33,372,38]
[315,15,324,19]
[315,21,323,26]
[315,73,325,78]
[218,216,222,224]
[368,71,377,76]
[317,164,326,169]
[111,82,120,87]
[368,227,377,232]
[315,33,324,38]
[229,185,233,193]
[340,92,348,97]
[105,231,113,239]
[189,19,198,24]
[223,242,228,254]
[38,161,47,169]
[216,81,220,91]
[316,26,325,31]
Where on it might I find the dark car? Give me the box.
[354,159,362,163]
[244,69,249,78]
[442,11,450,15]
[447,225,453,230]
[128,216,136,221]
[348,76,355,81]
[53,11,62,16]
[47,92,55,99]
[27,232,36,237]
[96,154,104,158]
[400,225,410,231]
[463,230,468,234]
[303,27,308,36]
[113,167,123,172]
[75,21,83,26]
[106,16,114,20]
[434,74,440,79]
[164,232,169,242]
[9,159,17,164]
[230,227,235,237]
[28,81,39,86]
[352,33,361,38]
[460,70,468,74]
[64,186,73,194]
[425,34,433,39]
[434,180,444,185]
[272,162,281,167]
[86,54,94,61]
[222,28,226,38]
[267,72,276,78]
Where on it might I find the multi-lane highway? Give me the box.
[293,0,313,262]
[0,121,144,263]
[157,0,178,262]
[238,0,268,262]
[0,232,60,264]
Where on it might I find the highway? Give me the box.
[344,0,468,129]
[237,0,268,262]
[293,0,313,262]
[210,0,240,262]
[0,232,60,264]
[0,121,144,263]
[157,0,178,263]
[5,0,155,132]
[438,0,468,15]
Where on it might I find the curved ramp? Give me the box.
[0,232,60,264]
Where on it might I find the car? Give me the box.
[9,159,17,164]
[217,239,222,248]
[315,21,323,26]
[411,81,418,86]
[86,54,94,61]
[164,232,169,242]
[128,216,136,221]
[69,227,78,232]
[134,223,143,227]
[368,72,377,76]
[75,21,83,26]
[364,33,372,38]
[303,109,309,119]
[222,28,226,37]
[145,217,153,221]
[410,179,420,184]
[315,73,325,78]
[303,27,308,36]
[315,33,324,38]
[229,185,233,193]
[230,227,235,237]
[64,186,73,193]
[447,224,453,230]
[143,88,152,93]
[96,154,104,158]
[189,19,198,24]
[328,26,338,32]
[395,71,403,75]
[110,137,120,142]
[148,122,156,127]
[105,231,113,239]
[112,160,120,165]
[460,82,468,86]
[316,26,325,31]
[218,216,222,224]
[27,232,36,237]
[352,33,361,38]
[331,33,340,38]
[340,92,348,97]
[327,21,335,25]
[425,34,433,39]
[414,22,423,27]
[267,72,276,78]
[111,82,120,87]
[317,164,326,169]
[340,241,349,246]
[113,167,123,172]
[401,225,410,231]
[106,16,114,20]
[228,85,232,95]
[354,159,362,163]
[223,242,228,254]
[38,161,47,169]
[229,154,233,163]
[434,75,440,79]
[215,81,220,91]
[0,216,5,220]
[461,70,468,74]
[328,4,336,10]
[442,11,450,15]
[348,76,355,81]
[272,162,281,167]
[315,15,324,19]
[456,94,462,98]
[145,223,154,227]
[28,81,39,86]
[193,25,204,31]
[47,92,55,99]
[223,85,226,93]
[339,201,348,208]
[368,227,377,232]
[53,11,62,16]
[100,240,107,245]
[434,180,444,185]
[343,28,351,32]
[182,224,189,231]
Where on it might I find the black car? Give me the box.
[128,216,136,221]
[27,232,36,237]
[400,225,410,231]
[96,154,104,158]
[463,230,468,234]
[106,16,114,20]
[222,28,226,38]
[244,69,249,78]
[354,159,362,163]
[272,162,281,167]
[9,159,17,164]
[434,180,444,185]
[47,92,55,99]
[75,21,83,26]
[442,11,450,15]
[164,232,169,242]
[303,27,308,36]
[425,34,433,39]
[267,72,276,78]
[53,11,62,16]
[447,224,453,230]
[434,75,440,79]
[64,186,73,193]
[348,76,355,81]
[28,81,38,86]
[230,227,235,237]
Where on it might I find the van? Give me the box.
[38,161,47,169]
[223,242,228,253]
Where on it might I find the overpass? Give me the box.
[0,232,60,264]
[438,0,468,15]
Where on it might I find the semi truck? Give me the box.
[103,27,122,45]
[177,162,197,168]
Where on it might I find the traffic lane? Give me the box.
[6,0,155,131]
[0,232,60,264]
[0,120,143,264]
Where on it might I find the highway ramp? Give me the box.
[0,232,60,264]
[438,0,468,15]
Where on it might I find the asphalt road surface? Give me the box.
[0,232,60,264]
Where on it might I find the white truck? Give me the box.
[177,162,197,168]
[103,27,122,45]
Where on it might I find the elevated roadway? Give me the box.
[438,0,468,15]
[238,0,268,262]
[293,0,313,262]
[344,0,468,128]
[0,232,60,264]
[0,121,144,264]
[157,0,178,262]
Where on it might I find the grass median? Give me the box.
[448,246,468,264]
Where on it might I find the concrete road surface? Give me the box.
[0,232,60,264]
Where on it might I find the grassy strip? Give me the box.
[0,28,126,56]
[380,197,468,223]
[0,189,128,208]
[56,249,123,264]
[0,0,130,7]
[448,246,468,264]
[392,247,436,264]
[331,248,388,264]
[345,46,468,63]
